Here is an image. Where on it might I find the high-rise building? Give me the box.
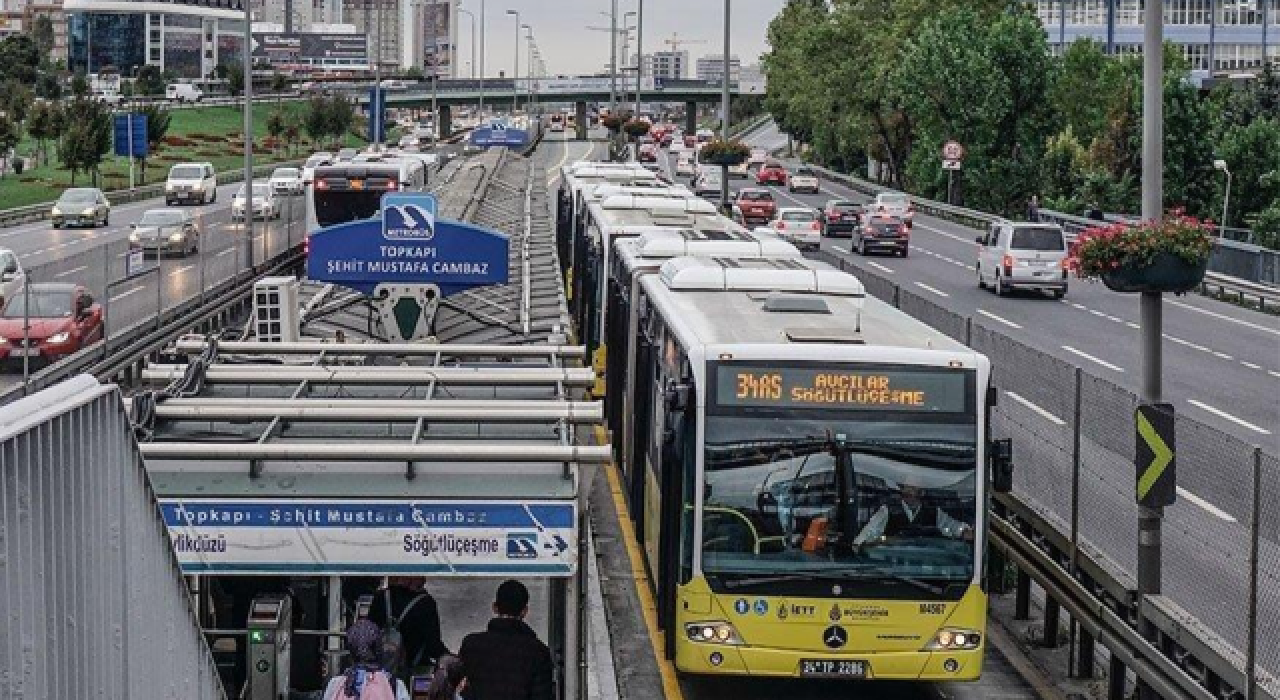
[65,0,246,79]
[634,49,687,81]
[1030,0,1276,77]
[0,0,69,63]
[695,54,740,84]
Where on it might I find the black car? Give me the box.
[853,214,910,257]
[822,199,863,237]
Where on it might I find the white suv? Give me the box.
[166,162,218,205]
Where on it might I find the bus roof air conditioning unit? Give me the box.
[253,276,301,343]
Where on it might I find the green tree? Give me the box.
[267,107,287,153]
[134,65,166,96]
[0,34,39,85]
[1252,203,1280,249]
[34,72,61,100]
[70,71,89,97]
[328,95,354,144]
[270,72,289,98]
[1213,118,1280,229]
[1041,126,1090,210]
[0,113,20,179]
[57,98,111,185]
[225,63,244,99]
[283,116,302,155]
[25,100,58,165]
[304,96,329,146]
[31,15,54,62]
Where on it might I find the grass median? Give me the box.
[1,102,367,210]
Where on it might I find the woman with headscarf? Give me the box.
[322,619,411,700]
[425,654,466,700]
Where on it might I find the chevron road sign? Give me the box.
[1136,403,1176,508]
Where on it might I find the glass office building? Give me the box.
[1032,0,1276,77]
[66,0,246,80]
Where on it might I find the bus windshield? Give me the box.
[700,412,977,598]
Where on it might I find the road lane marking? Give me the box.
[977,309,1022,329]
[1176,487,1237,522]
[217,248,236,257]
[1125,321,1140,329]
[1212,351,1233,360]
[1061,345,1125,372]
[1071,303,1087,310]
[1163,334,1212,353]
[912,222,978,245]
[1240,361,1261,370]
[865,260,895,274]
[1168,299,1280,337]
[914,282,949,298]
[169,264,196,277]
[110,285,145,302]
[55,265,88,279]
[1270,370,1280,379]
[1186,399,1272,436]
[1004,391,1064,426]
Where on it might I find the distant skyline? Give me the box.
[451,0,787,78]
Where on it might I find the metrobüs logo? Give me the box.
[384,203,436,241]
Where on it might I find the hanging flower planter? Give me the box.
[698,139,751,166]
[623,119,652,139]
[601,115,624,133]
[1069,212,1214,294]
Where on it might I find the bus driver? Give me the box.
[853,483,973,546]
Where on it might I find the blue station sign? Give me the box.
[306,192,509,296]
[470,120,530,149]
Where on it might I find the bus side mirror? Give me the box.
[990,438,1014,494]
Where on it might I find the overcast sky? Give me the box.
[450,0,787,78]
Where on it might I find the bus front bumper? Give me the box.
[676,642,984,681]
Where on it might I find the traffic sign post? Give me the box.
[941,140,964,205]
[1135,403,1176,508]
[113,113,148,190]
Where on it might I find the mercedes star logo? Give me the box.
[823,625,848,649]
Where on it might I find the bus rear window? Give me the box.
[314,190,385,227]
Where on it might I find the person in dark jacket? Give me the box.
[458,580,554,700]
[368,577,450,680]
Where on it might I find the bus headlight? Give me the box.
[685,621,743,646]
[924,628,982,651]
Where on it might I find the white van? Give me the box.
[166,83,204,103]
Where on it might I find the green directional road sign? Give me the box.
[1136,403,1176,508]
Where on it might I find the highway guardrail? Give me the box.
[0,160,304,231]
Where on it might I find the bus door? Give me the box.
[657,375,695,658]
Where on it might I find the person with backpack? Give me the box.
[322,619,410,700]
[458,580,554,700]
[368,577,450,684]
[426,654,468,700]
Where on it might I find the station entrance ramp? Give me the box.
[0,374,225,700]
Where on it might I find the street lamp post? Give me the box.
[1214,159,1232,236]
[609,0,617,111]
[521,24,531,112]
[506,9,520,113]
[243,0,254,268]
[457,4,476,78]
[719,0,730,212]
[634,0,644,120]
[478,0,486,114]
[622,11,636,110]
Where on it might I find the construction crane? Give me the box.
[663,32,707,53]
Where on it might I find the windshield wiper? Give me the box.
[720,572,806,589]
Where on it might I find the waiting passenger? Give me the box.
[322,619,409,700]
[458,580,554,700]
[426,654,468,700]
[853,484,972,546]
[368,577,450,683]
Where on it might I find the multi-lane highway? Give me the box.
[0,180,307,391]
[670,122,1280,671]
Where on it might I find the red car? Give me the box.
[733,188,778,226]
[0,283,104,366]
[683,134,697,149]
[756,161,788,186]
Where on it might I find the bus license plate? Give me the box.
[349,179,364,190]
[799,659,868,678]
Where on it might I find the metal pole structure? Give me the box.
[21,274,30,395]
[634,0,643,119]
[243,0,254,269]
[506,9,520,113]
[1221,169,1232,235]
[478,0,486,113]
[609,0,617,111]
[1245,447,1262,700]
[719,0,730,212]
[1137,1,1163,697]
[430,2,438,140]
[458,6,475,78]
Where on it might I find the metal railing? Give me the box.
[803,164,1279,304]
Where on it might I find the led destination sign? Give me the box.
[715,365,968,412]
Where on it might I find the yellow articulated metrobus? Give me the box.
[603,252,1014,682]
